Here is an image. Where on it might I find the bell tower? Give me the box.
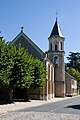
[47,19,65,97]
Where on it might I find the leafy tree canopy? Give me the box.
[67,68,80,87]
[66,52,80,87]
[66,52,80,72]
[0,38,46,89]
[31,58,46,89]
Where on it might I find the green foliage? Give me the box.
[66,52,80,87]
[9,45,34,88]
[67,68,80,87]
[66,52,80,72]
[31,59,46,89]
[0,38,46,89]
[0,39,12,86]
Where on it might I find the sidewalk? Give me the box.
[0,97,73,115]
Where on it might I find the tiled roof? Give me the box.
[49,20,64,38]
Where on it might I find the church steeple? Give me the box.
[49,19,64,39]
[48,19,65,52]
[47,18,65,97]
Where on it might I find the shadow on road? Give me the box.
[0,99,31,105]
[67,105,80,110]
[0,101,13,105]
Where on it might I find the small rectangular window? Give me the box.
[60,42,62,50]
[50,43,52,51]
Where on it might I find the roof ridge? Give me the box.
[11,31,44,56]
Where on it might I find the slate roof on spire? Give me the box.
[49,20,64,38]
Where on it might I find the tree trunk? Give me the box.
[24,88,29,102]
[7,87,13,103]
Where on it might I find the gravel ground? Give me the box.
[0,98,69,114]
[0,97,80,120]
[0,112,80,120]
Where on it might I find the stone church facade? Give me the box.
[11,19,77,100]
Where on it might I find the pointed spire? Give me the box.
[49,19,64,38]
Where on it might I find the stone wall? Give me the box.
[65,72,77,95]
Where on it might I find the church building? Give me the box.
[46,19,65,97]
[11,18,77,100]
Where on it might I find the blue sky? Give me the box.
[0,0,80,62]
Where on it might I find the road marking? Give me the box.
[50,99,80,112]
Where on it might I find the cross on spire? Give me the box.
[56,11,58,21]
[21,26,24,32]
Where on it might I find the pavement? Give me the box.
[0,97,75,115]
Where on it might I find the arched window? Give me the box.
[54,56,59,65]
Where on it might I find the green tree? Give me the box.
[0,39,46,102]
[66,52,80,72]
[68,68,80,87]
[0,39,14,102]
[0,39,12,87]
[0,41,34,102]
[9,45,34,89]
[31,58,46,89]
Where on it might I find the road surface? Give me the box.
[17,96,80,115]
[0,96,80,120]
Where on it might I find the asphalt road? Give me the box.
[17,96,80,115]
